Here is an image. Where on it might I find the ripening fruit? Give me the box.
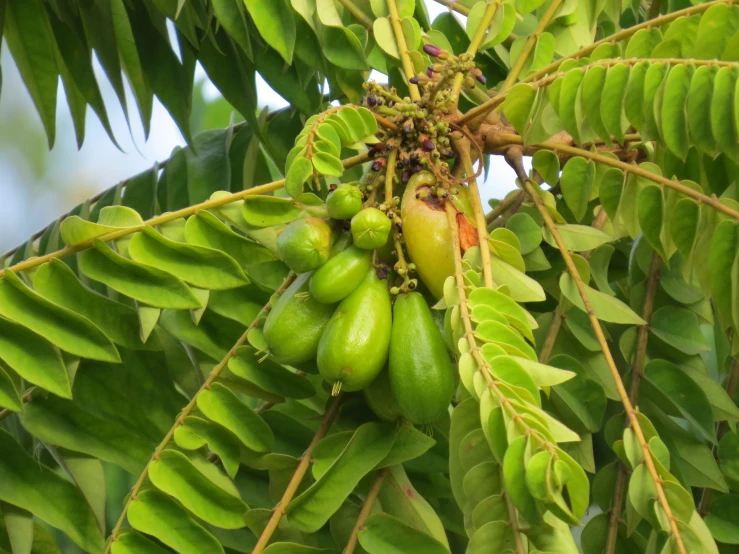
[389,292,454,424]
[277,218,332,273]
[351,208,392,249]
[401,171,477,299]
[364,368,403,422]
[309,245,373,304]
[326,184,363,220]
[263,273,336,365]
[317,268,392,393]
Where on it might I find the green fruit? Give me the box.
[263,273,336,365]
[327,184,363,220]
[364,369,403,422]
[351,208,392,250]
[309,245,373,304]
[317,269,392,393]
[389,292,454,424]
[277,218,332,273]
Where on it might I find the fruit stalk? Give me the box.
[252,395,344,554]
[505,147,688,554]
[387,0,421,101]
[386,149,410,288]
[344,470,386,554]
[105,273,297,554]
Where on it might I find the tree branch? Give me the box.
[252,395,344,554]
[605,252,661,554]
[0,153,371,279]
[490,133,739,221]
[105,273,297,553]
[431,0,470,15]
[505,147,688,554]
[344,470,386,554]
[387,0,421,101]
[337,0,374,29]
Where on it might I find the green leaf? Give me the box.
[312,152,344,177]
[542,224,613,252]
[705,494,739,545]
[649,306,710,355]
[661,64,691,160]
[687,65,716,155]
[490,255,546,303]
[559,273,645,325]
[506,213,542,255]
[316,0,369,71]
[580,66,610,146]
[0,316,70,398]
[244,0,295,64]
[692,3,735,59]
[476,321,537,361]
[503,435,541,523]
[532,150,560,188]
[503,84,536,136]
[0,362,22,412]
[128,227,248,290]
[229,346,315,400]
[242,196,305,227]
[0,429,105,553]
[185,130,233,205]
[175,416,241,479]
[149,450,247,529]
[285,157,313,198]
[0,271,119,362]
[33,260,158,350]
[711,67,738,160]
[128,490,224,554]
[637,184,666,260]
[3,0,58,147]
[709,220,738,331]
[559,68,585,144]
[358,513,449,554]
[560,157,595,222]
[111,530,171,554]
[643,359,716,444]
[601,63,630,144]
[376,423,436,469]
[79,240,201,309]
[197,383,274,453]
[671,198,701,260]
[263,545,336,554]
[287,422,395,532]
[211,0,253,58]
[21,395,154,474]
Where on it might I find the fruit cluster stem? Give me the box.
[105,273,297,554]
[505,147,688,554]
[252,395,344,554]
[605,252,661,554]
[387,0,421,101]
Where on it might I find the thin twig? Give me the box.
[490,134,739,221]
[344,470,386,554]
[337,0,374,29]
[505,147,687,554]
[252,396,344,554]
[104,274,297,553]
[431,0,470,15]
[605,252,661,554]
[0,388,35,423]
[0,153,370,279]
[500,0,563,93]
[387,0,421,101]
[485,191,523,224]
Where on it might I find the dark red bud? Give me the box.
[427,68,435,79]
[423,44,442,57]
[476,74,487,85]
[371,159,385,171]
[376,98,384,106]
[422,138,435,152]
[401,169,411,184]
[409,76,420,85]
[367,95,377,107]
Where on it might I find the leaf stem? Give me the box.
[337,0,374,29]
[456,137,494,288]
[387,0,421,101]
[490,134,739,221]
[0,153,370,280]
[505,147,688,554]
[104,273,297,553]
[450,1,501,108]
[605,252,661,554]
[252,395,344,554]
[343,469,386,554]
[431,0,471,15]
[500,0,563,93]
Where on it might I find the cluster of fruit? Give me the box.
[263,181,455,425]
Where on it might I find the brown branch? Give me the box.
[252,396,343,554]
[489,133,739,221]
[0,152,370,279]
[372,113,401,133]
[431,0,470,15]
[505,147,687,554]
[485,191,523,224]
[344,470,386,554]
[605,252,661,554]
[105,273,297,553]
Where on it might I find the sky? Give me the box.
[0,1,524,254]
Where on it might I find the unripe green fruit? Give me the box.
[317,269,392,393]
[277,218,332,273]
[263,273,336,365]
[351,208,392,250]
[364,369,403,422]
[309,245,373,304]
[326,184,363,220]
[389,292,454,424]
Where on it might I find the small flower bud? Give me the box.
[371,159,384,172]
[367,94,377,107]
[401,169,411,184]
[476,74,487,85]
[390,286,400,295]
[408,279,418,290]
[421,138,435,152]
[409,76,421,85]
[423,43,442,57]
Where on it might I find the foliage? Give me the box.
[1,1,739,554]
